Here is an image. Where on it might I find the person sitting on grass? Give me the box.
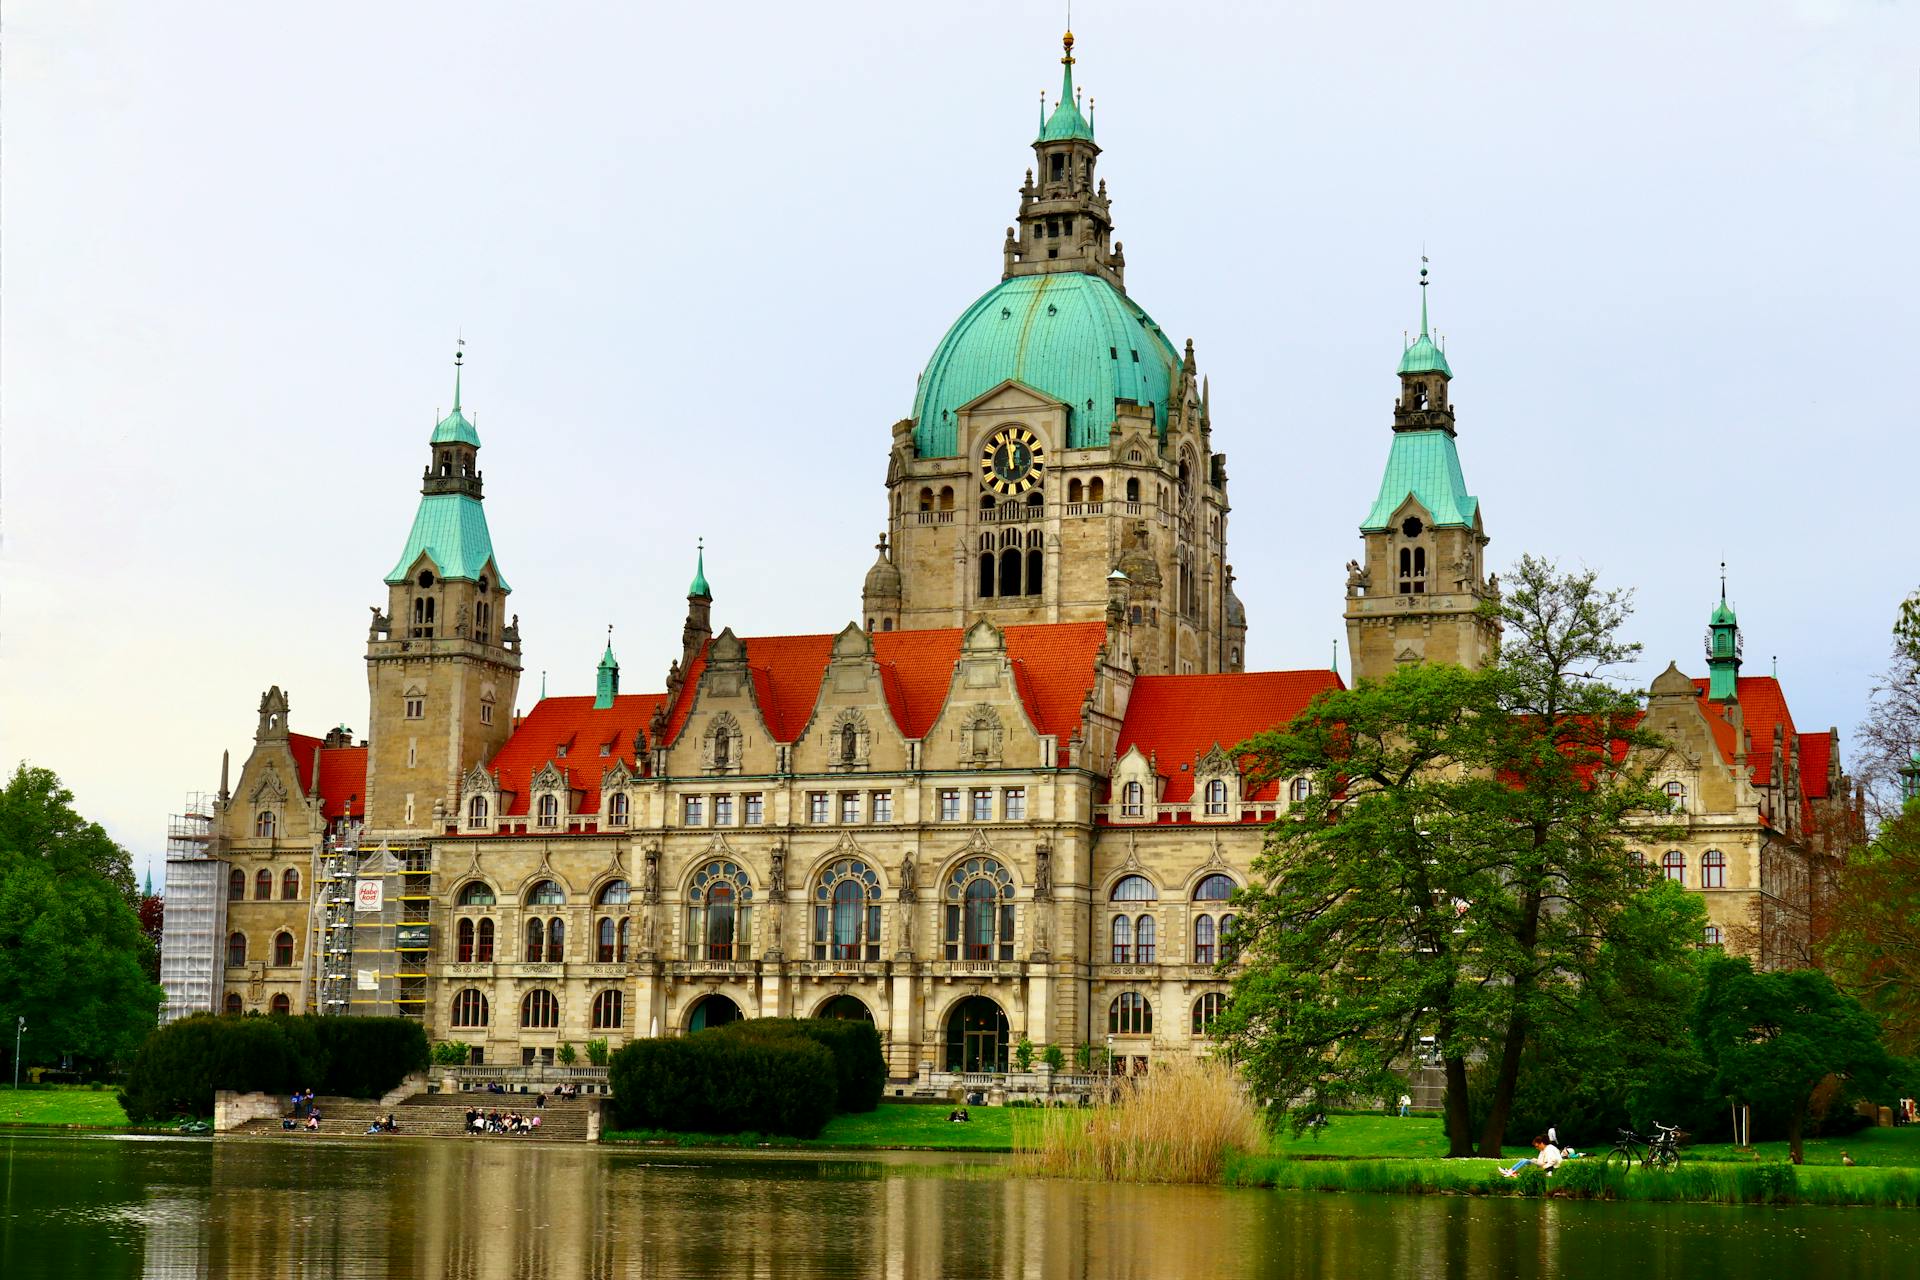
[1499,1135,1563,1178]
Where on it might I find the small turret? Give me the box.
[681,540,713,676]
[1705,563,1742,702]
[862,533,902,633]
[594,628,620,710]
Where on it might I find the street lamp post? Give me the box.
[12,1017,23,1091]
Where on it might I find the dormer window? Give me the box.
[1203,779,1228,816]
[536,794,559,827]
[1120,781,1144,818]
[1664,781,1688,812]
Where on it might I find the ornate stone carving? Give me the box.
[1034,842,1053,900]
[642,846,660,904]
[898,850,917,900]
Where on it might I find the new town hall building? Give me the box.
[165,35,1861,1080]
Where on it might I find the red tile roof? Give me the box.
[1799,731,1833,801]
[1690,676,1798,786]
[487,693,667,816]
[286,733,325,793]
[1114,670,1345,802]
[315,746,367,819]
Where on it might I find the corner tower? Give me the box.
[1705,566,1742,701]
[364,345,523,831]
[1344,265,1499,683]
[880,31,1241,674]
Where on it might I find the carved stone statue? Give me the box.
[769,910,783,949]
[899,851,917,900]
[455,602,469,637]
[1034,844,1052,899]
[770,845,787,895]
[367,606,389,640]
[642,847,660,902]
[641,913,656,952]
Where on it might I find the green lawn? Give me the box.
[1266,1112,1532,1160]
[1684,1125,1920,1168]
[604,1102,1014,1151]
[0,1087,130,1128]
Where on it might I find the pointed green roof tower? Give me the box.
[386,342,509,588]
[1038,29,1095,142]
[688,539,711,599]
[1705,563,1743,701]
[1363,261,1477,530]
[594,628,620,709]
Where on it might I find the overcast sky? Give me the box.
[4,1,1915,885]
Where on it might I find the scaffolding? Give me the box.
[316,831,433,1020]
[315,821,364,1015]
[159,795,225,1024]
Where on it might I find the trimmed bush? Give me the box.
[118,1014,428,1122]
[608,1032,836,1138]
[717,1017,886,1113]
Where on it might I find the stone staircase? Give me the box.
[234,1092,593,1142]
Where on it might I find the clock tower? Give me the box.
[877,32,1245,674]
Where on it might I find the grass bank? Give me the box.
[603,1102,1014,1151]
[0,1086,130,1129]
[1225,1150,1920,1207]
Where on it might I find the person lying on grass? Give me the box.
[1499,1135,1565,1177]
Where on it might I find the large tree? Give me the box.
[1822,804,1920,1055]
[1219,557,1692,1157]
[0,765,161,1073]
[1853,589,1920,821]
[1693,955,1897,1163]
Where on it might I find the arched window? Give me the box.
[1193,992,1226,1036]
[225,993,243,1015]
[1026,547,1042,593]
[1125,477,1141,503]
[1661,851,1687,885]
[270,993,291,1016]
[1194,874,1237,903]
[1109,992,1152,1036]
[1068,478,1084,502]
[452,988,488,1028]
[591,989,623,1030]
[1664,781,1688,812]
[945,857,1016,961]
[687,860,754,962]
[255,811,277,838]
[597,879,631,906]
[608,792,629,826]
[999,547,1021,596]
[1088,477,1104,503]
[457,917,475,963]
[526,879,564,906]
[273,931,294,966]
[1289,777,1313,803]
[521,989,559,1029]
[1701,849,1727,888]
[282,868,300,900]
[1220,913,1240,963]
[546,917,565,963]
[524,917,545,962]
[476,918,494,962]
[597,916,616,963]
[919,487,934,512]
[468,794,490,826]
[1193,914,1217,964]
[229,868,246,900]
[227,932,247,967]
[1703,925,1724,946]
[979,553,996,598]
[536,794,560,827]
[813,858,883,961]
[1203,779,1228,816]
[1110,874,1157,902]
[255,868,274,901]
[617,917,630,962]
[1120,781,1145,818]
[938,486,955,512]
[460,881,497,907]
[1135,914,1157,963]
[1111,913,1133,964]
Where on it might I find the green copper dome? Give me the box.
[430,405,479,447]
[1710,597,1737,627]
[1397,333,1452,378]
[912,273,1177,457]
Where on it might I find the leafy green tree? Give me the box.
[1854,589,1920,820]
[0,765,161,1073]
[1693,955,1898,1163]
[1219,557,1687,1157]
[1822,805,1920,1055]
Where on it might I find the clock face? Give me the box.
[980,427,1046,496]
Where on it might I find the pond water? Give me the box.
[2,1134,1915,1279]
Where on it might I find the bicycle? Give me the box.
[1605,1123,1683,1170]
[1603,1128,1646,1169]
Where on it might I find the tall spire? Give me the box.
[1706,561,1743,701]
[689,538,711,599]
[1038,29,1095,142]
[1398,257,1452,377]
[594,625,620,709]
[452,336,464,412]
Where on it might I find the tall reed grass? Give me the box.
[1013,1058,1262,1184]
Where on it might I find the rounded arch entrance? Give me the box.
[815,994,874,1023]
[944,996,1009,1073]
[687,993,741,1032]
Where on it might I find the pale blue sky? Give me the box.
[3,1,1915,884]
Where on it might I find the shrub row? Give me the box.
[717,1018,885,1113]
[608,1033,836,1138]
[119,1014,428,1121]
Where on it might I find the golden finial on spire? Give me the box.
[1063,28,1075,64]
